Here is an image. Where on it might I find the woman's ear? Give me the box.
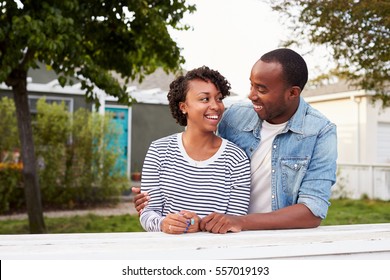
[179,102,186,113]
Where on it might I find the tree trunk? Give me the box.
[9,69,46,234]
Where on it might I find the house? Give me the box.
[0,66,182,178]
[304,80,390,164]
[303,80,390,199]
[0,66,244,179]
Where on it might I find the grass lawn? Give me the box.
[323,198,390,225]
[0,199,389,234]
[0,213,144,234]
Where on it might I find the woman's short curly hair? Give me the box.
[167,66,231,126]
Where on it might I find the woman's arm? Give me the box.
[225,156,251,216]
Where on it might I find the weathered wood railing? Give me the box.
[1,223,389,260]
[335,163,390,200]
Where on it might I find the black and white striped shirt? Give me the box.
[140,133,251,232]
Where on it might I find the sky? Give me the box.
[169,0,330,97]
[13,0,330,96]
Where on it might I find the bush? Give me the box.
[0,97,19,152]
[0,97,129,214]
[0,163,24,212]
[0,98,24,213]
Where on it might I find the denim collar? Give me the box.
[284,96,307,135]
[244,96,308,136]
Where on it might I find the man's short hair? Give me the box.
[261,48,308,91]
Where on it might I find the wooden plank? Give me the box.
[1,223,389,260]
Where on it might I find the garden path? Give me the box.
[0,197,137,221]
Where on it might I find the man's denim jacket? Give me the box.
[218,97,337,219]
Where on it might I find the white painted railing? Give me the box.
[335,163,390,200]
[1,223,389,260]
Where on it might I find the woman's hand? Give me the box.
[161,211,201,234]
[178,210,201,233]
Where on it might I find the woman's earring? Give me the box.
[182,111,186,115]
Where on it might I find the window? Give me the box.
[28,95,74,115]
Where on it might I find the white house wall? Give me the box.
[306,97,360,163]
[375,100,390,163]
[365,99,390,164]
[378,123,390,163]
[360,97,372,163]
[306,93,390,165]
[306,94,390,200]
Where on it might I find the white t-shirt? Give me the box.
[248,120,287,214]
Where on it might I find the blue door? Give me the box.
[105,107,129,176]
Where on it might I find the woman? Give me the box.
[140,66,251,234]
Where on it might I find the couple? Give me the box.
[134,48,338,234]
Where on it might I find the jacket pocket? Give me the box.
[280,158,309,204]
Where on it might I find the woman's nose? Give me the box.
[209,98,219,109]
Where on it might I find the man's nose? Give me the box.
[248,87,257,100]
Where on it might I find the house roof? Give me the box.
[28,64,58,84]
[3,63,244,105]
[26,63,179,91]
[27,63,80,85]
[111,68,180,92]
[303,80,361,98]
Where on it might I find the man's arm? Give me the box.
[200,203,321,234]
[131,187,149,214]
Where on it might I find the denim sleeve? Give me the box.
[298,123,338,219]
[217,106,232,139]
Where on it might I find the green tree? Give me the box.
[268,0,390,107]
[0,0,195,233]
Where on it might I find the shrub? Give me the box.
[0,98,24,213]
[62,108,128,207]
[0,97,19,152]
[0,163,24,212]
[0,97,128,213]
[34,98,71,207]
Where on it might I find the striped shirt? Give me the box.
[140,133,251,232]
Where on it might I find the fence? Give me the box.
[334,163,390,200]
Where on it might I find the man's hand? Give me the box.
[131,187,149,214]
[200,212,243,234]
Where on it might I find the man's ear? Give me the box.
[290,86,301,99]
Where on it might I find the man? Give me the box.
[133,48,337,234]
